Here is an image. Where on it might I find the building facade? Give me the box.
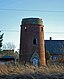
[19,18,46,66]
[45,39,64,63]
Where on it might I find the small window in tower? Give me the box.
[41,27,43,31]
[33,38,37,45]
[25,27,27,31]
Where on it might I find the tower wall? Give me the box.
[19,18,46,65]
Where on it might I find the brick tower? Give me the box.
[19,18,46,66]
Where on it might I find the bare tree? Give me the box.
[2,42,16,50]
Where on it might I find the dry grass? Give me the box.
[0,63,64,79]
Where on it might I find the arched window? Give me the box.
[33,38,37,45]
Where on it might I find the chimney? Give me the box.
[50,37,52,40]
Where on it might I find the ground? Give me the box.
[0,63,64,79]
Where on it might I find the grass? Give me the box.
[0,63,64,79]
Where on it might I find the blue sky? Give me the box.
[0,0,64,49]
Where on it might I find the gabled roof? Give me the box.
[30,51,39,62]
[45,40,64,54]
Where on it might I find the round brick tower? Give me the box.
[19,18,46,66]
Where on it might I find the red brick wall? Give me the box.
[19,18,46,65]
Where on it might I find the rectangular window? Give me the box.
[41,27,43,31]
[25,27,27,31]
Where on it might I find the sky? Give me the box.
[0,0,64,50]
